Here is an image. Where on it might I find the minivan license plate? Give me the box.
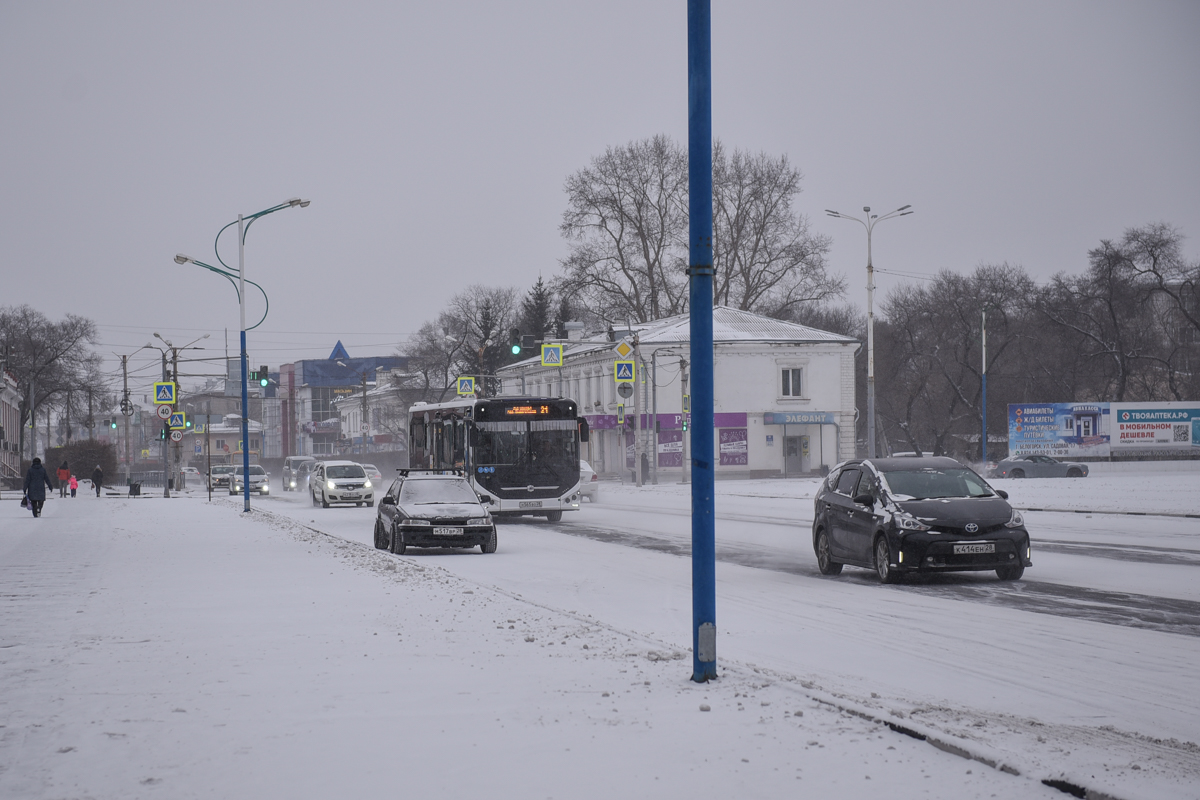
[953,543,995,554]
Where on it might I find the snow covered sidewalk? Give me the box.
[0,496,1121,798]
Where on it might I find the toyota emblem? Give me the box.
[964,523,979,533]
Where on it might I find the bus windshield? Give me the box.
[475,419,578,482]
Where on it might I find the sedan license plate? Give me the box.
[953,543,995,555]
[344,494,360,500]
[433,527,463,536]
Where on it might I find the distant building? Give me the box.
[497,306,860,478]
[1,370,21,484]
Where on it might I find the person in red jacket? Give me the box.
[57,461,70,497]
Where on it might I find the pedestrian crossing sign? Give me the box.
[169,412,186,430]
[614,360,635,382]
[154,381,176,404]
[541,343,562,367]
[456,376,476,396]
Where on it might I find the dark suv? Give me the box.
[812,456,1031,583]
[282,456,316,492]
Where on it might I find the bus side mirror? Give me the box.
[578,418,590,443]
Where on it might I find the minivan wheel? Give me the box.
[874,537,899,584]
[997,564,1025,581]
[815,529,842,576]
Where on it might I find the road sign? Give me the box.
[194,443,202,455]
[617,381,634,399]
[169,412,186,430]
[616,404,625,424]
[156,404,173,420]
[170,430,183,442]
[141,449,150,458]
[153,381,176,404]
[683,394,690,412]
[456,376,475,395]
[614,360,635,382]
[613,339,634,359]
[541,343,562,366]
[360,423,369,433]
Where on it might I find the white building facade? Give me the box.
[497,307,859,479]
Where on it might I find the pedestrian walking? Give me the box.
[57,460,70,498]
[69,475,78,498]
[24,457,55,518]
[91,465,104,497]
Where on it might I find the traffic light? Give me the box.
[110,419,118,429]
[509,329,522,355]
[258,366,269,388]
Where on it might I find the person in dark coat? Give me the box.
[57,460,70,497]
[24,457,54,518]
[91,465,104,497]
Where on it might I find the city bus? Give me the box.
[407,396,589,521]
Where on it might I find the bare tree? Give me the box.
[712,143,841,316]
[0,304,100,458]
[559,135,689,323]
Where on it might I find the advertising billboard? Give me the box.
[1008,403,1111,457]
[1110,402,1200,455]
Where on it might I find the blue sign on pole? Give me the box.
[614,360,635,382]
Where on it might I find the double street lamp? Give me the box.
[176,197,309,512]
[826,204,913,459]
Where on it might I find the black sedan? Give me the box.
[812,456,1031,583]
[373,471,497,554]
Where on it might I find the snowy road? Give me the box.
[259,474,1200,797]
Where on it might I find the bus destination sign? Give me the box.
[505,405,551,417]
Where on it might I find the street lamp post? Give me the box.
[825,204,913,459]
[176,197,309,512]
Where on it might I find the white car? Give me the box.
[229,464,270,495]
[361,463,384,484]
[579,459,599,502]
[311,460,374,508]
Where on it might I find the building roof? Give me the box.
[500,306,857,371]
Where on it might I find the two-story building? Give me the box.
[496,306,859,478]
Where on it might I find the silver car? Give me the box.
[993,454,1088,479]
[579,459,599,502]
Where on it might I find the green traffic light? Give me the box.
[510,343,521,355]
[259,377,269,387]
[110,420,117,428]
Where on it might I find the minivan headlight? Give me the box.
[896,513,930,531]
[364,480,372,489]
[1005,508,1025,528]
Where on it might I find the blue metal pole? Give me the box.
[688,0,716,683]
[981,309,987,467]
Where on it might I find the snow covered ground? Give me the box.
[1,470,1198,799]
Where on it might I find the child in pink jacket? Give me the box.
[69,475,78,498]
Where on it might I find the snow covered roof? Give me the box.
[500,306,856,370]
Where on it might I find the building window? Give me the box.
[781,368,803,397]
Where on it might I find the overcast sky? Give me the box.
[2,1,1197,399]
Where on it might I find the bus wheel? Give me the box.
[545,510,563,523]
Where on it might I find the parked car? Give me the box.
[310,461,374,508]
[579,459,599,502]
[373,470,496,554]
[208,464,236,491]
[229,464,270,495]
[812,456,1031,583]
[992,454,1088,479]
[283,456,316,491]
[361,463,384,484]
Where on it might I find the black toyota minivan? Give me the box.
[812,456,1032,583]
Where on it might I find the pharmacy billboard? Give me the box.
[1110,402,1200,455]
[1008,403,1111,458]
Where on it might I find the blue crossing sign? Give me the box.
[616,404,625,425]
[614,360,635,382]
[153,381,176,404]
[169,412,186,430]
[541,343,562,367]
[456,376,476,396]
